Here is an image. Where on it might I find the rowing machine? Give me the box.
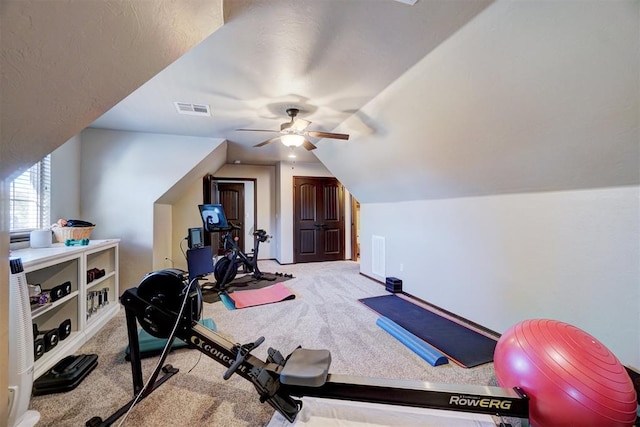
[88,269,529,426]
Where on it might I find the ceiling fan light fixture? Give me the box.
[281,134,305,147]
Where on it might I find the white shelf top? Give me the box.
[10,239,120,267]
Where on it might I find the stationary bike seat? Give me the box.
[280,348,331,387]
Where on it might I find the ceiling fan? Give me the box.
[236,108,349,151]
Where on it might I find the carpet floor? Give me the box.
[29,260,508,427]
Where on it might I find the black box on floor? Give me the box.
[33,354,98,396]
[385,277,402,293]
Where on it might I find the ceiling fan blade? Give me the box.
[303,140,317,151]
[291,118,311,132]
[237,128,280,133]
[307,131,350,140]
[254,136,281,147]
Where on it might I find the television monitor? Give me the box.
[188,227,203,249]
[186,246,214,282]
[198,204,228,232]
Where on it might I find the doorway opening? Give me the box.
[203,175,256,254]
[351,196,360,262]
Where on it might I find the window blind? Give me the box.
[9,155,51,232]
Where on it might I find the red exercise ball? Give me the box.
[494,319,637,427]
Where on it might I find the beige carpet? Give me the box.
[29,260,506,427]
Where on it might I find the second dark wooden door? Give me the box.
[294,177,344,263]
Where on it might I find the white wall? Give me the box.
[50,135,81,222]
[314,0,640,367]
[360,186,640,366]
[168,182,202,271]
[154,203,173,270]
[80,128,224,289]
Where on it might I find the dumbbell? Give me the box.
[86,288,110,318]
[86,268,105,283]
[65,238,90,246]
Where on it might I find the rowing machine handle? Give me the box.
[223,336,265,380]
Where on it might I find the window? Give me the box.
[9,155,51,234]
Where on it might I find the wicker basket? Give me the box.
[52,226,95,243]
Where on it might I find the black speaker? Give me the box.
[58,319,72,340]
[34,337,45,360]
[38,329,59,352]
[45,281,72,302]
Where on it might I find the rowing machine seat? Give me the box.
[280,349,331,387]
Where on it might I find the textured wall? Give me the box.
[319,1,639,203]
[79,128,224,292]
[0,0,224,180]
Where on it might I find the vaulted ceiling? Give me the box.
[2,0,638,204]
[87,0,493,165]
[1,0,224,180]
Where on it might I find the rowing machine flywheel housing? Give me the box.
[136,269,203,338]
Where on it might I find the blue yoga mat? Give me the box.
[360,295,496,368]
[376,317,448,366]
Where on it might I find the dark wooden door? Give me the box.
[294,177,344,263]
[218,183,245,254]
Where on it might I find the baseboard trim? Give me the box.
[358,272,500,339]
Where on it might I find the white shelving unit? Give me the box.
[10,239,120,379]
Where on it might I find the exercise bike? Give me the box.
[87,269,530,426]
[212,224,271,291]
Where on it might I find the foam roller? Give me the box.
[376,317,448,366]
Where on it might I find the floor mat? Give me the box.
[201,272,293,304]
[359,295,496,368]
[228,282,296,309]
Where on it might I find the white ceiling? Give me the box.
[3,1,637,202]
[0,0,226,180]
[88,0,493,164]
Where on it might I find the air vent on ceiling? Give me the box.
[174,102,211,116]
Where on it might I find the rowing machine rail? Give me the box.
[98,271,529,425]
